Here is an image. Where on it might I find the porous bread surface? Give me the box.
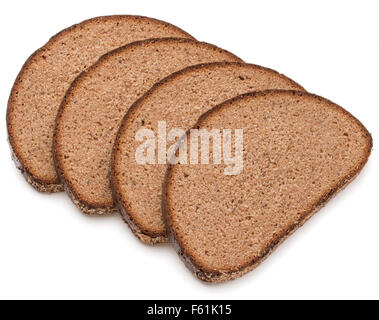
[54,39,242,214]
[112,62,305,243]
[7,15,194,192]
[164,90,372,282]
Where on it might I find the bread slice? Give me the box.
[54,39,242,214]
[163,90,372,282]
[7,15,194,193]
[111,62,305,244]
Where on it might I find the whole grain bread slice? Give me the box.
[54,39,242,214]
[7,15,194,192]
[163,90,372,282]
[111,62,305,244]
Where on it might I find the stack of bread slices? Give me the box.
[7,15,372,282]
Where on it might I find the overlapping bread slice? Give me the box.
[54,39,242,214]
[111,62,304,244]
[163,90,372,282]
[7,15,194,192]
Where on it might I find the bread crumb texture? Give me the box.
[7,15,194,192]
[112,62,304,242]
[54,39,241,213]
[165,90,372,282]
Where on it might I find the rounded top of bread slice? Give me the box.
[112,62,305,243]
[164,90,372,282]
[54,38,242,214]
[7,15,194,192]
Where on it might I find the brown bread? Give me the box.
[54,39,242,214]
[7,15,194,192]
[112,62,305,244]
[163,90,372,282]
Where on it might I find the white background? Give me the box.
[0,0,378,300]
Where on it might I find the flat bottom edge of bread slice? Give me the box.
[8,139,63,193]
[52,140,115,214]
[166,164,368,282]
[59,168,118,215]
[115,198,169,244]
[163,90,372,283]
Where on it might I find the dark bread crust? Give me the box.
[7,138,64,193]
[111,62,305,243]
[162,90,373,282]
[114,197,169,244]
[7,15,195,193]
[54,39,242,215]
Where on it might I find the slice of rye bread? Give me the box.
[6,15,194,193]
[163,90,372,282]
[111,62,305,244]
[54,38,242,215]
